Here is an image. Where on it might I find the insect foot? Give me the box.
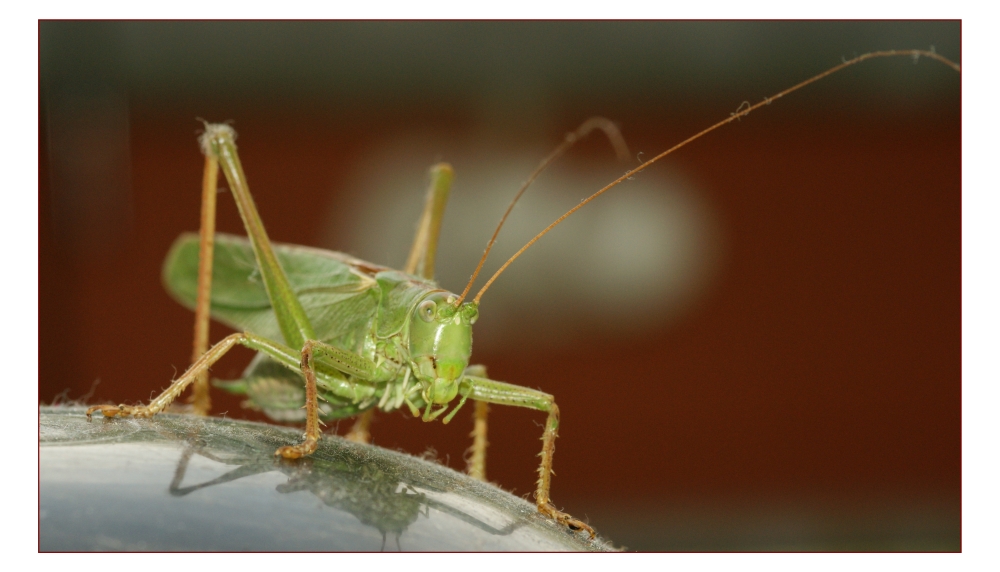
[85,404,151,420]
[539,502,595,539]
[274,436,319,459]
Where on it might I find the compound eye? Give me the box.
[417,299,436,322]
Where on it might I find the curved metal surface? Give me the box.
[40,407,613,551]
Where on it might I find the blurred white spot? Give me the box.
[322,130,722,349]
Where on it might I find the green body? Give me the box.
[164,233,478,422]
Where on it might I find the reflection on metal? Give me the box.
[40,407,613,551]
[166,442,524,550]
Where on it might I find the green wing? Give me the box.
[163,232,383,351]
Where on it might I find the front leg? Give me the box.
[459,374,595,539]
[467,400,489,481]
[461,364,490,481]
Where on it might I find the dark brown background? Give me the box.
[39,21,960,550]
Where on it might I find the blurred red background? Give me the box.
[39,22,960,550]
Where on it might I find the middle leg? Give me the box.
[279,338,380,458]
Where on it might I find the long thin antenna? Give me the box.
[453,117,629,306]
[471,49,960,305]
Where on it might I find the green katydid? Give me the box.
[86,49,960,539]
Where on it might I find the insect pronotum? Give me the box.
[86,49,960,539]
